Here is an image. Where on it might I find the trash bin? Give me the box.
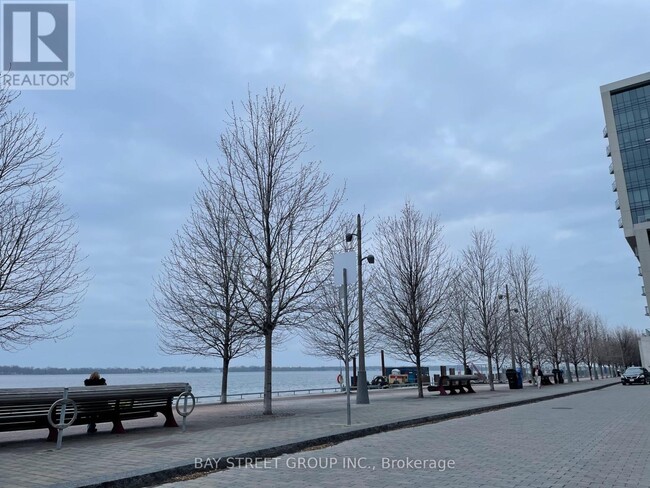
[557,369,564,384]
[505,369,522,389]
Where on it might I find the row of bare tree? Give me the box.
[151,88,643,411]
[0,83,638,413]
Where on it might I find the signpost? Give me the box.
[334,252,356,426]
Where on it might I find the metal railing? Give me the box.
[195,387,343,403]
[194,381,434,403]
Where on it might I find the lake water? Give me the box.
[0,369,385,403]
[0,364,472,403]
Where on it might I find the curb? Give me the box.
[82,380,619,488]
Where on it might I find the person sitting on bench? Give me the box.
[84,371,106,433]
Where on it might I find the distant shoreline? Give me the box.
[0,365,379,375]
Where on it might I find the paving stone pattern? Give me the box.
[164,384,650,488]
[0,378,622,487]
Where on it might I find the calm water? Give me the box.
[0,369,385,403]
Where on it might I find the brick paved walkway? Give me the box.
[164,383,650,488]
[0,378,619,487]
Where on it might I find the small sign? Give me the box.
[333,252,357,286]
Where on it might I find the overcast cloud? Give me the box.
[4,0,650,369]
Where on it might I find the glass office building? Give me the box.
[602,72,650,316]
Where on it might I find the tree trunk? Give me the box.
[487,354,495,391]
[573,362,579,381]
[221,357,230,404]
[495,356,502,383]
[264,330,273,415]
[594,363,599,380]
[416,354,423,399]
[588,364,593,380]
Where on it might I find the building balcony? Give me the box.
[607,145,611,157]
[639,266,643,277]
[645,306,649,316]
[643,286,646,297]
[609,162,614,174]
[603,126,608,138]
[619,217,623,228]
[612,180,617,192]
[615,198,620,210]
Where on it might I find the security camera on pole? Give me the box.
[346,214,374,405]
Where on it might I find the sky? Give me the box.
[2,0,650,370]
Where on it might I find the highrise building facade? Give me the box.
[601,72,650,317]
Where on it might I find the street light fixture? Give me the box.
[346,214,374,405]
[498,284,519,370]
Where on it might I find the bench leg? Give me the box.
[458,385,467,394]
[111,419,126,434]
[437,385,448,396]
[466,383,476,393]
[449,386,458,395]
[47,426,57,442]
[162,400,178,427]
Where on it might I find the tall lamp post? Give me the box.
[346,214,374,405]
[498,284,518,370]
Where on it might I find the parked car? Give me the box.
[621,367,650,385]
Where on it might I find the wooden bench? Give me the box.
[0,383,191,441]
[427,374,478,395]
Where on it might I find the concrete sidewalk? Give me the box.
[0,377,619,488]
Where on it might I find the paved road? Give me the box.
[164,384,650,488]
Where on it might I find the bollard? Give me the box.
[57,388,68,449]
[47,388,78,450]
[175,384,195,433]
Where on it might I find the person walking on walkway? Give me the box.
[535,366,543,389]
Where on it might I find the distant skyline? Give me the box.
[2,0,650,370]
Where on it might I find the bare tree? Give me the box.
[506,246,541,378]
[583,312,603,380]
[300,262,381,364]
[300,215,380,364]
[538,286,565,369]
[566,305,589,381]
[372,202,452,398]
[152,175,261,403]
[219,88,343,414]
[0,90,86,350]
[614,325,641,367]
[459,229,503,391]
[440,267,477,374]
